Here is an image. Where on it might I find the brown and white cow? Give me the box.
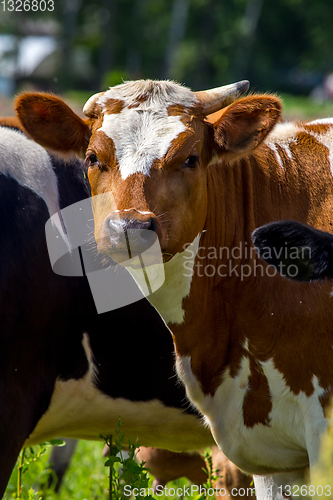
[15,81,333,499]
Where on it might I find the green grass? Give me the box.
[4,441,109,500]
[4,441,203,500]
[278,93,333,121]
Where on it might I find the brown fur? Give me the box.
[103,98,125,114]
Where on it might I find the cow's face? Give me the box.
[84,88,211,261]
[15,80,281,263]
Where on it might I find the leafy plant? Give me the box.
[13,440,65,500]
[101,417,153,500]
[192,449,222,500]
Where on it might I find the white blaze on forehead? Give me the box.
[94,80,199,180]
[100,110,186,180]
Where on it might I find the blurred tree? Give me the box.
[233,0,264,79]
[60,0,81,89]
[1,0,333,95]
[162,0,190,79]
[125,0,148,78]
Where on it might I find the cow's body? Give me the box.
[151,118,333,482]
[0,125,215,496]
[16,83,333,499]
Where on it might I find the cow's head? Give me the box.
[252,221,333,281]
[16,80,281,263]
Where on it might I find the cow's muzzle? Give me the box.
[100,215,159,263]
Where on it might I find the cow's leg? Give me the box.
[0,371,55,497]
[212,447,254,499]
[253,470,307,500]
[47,438,78,492]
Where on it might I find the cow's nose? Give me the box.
[107,217,157,234]
[105,216,158,253]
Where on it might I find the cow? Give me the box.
[0,123,253,499]
[15,80,333,499]
[0,124,215,496]
[252,220,333,281]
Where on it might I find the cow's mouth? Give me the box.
[97,228,163,269]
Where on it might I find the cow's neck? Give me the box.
[146,234,201,325]
[160,137,333,392]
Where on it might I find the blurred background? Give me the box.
[1,0,333,117]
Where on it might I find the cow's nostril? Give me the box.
[140,217,157,232]
[107,218,124,235]
[147,217,157,233]
[138,218,158,244]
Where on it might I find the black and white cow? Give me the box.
[0,125,214,496]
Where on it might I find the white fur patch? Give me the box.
[95,80,199,180]
[176,351,328,476]
[305,125,333,178]
[0,126,59,218]
[264,119,333,179]
[114,208,153,215]
[98,80,198,111]
[0,126,70,246]
[253,472,307,500]
[27,334,213,452]
[100,109,186,180]
[307,118,333,126]
[265,122,300,170]
[128,234,201,324]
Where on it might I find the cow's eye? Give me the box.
[183,155,198,169]
[85,153,100,167]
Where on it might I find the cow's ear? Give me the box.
[252,221,333,281]
[211,96,282,158]
[15,93,91,157]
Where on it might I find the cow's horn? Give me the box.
[194,80,250,116]
[83,91,105,117]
